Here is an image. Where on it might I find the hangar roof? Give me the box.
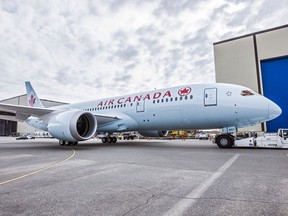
[214,24,288,45]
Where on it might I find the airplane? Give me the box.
[0,81,282,148]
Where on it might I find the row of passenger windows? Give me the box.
[153,95,193,104]
[84,103,130,111]
[83,95,194,111]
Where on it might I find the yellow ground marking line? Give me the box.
[0,148,76,186]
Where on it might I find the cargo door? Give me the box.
[204,88,217,106]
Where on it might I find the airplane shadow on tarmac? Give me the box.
[1,139,220,151]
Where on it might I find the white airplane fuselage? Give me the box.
[0,82,281,146]
[40,83,279,134]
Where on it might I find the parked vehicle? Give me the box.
[198,132,209,140]
[123,132,137,140]
[16,135,35,140]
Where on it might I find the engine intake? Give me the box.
[48,110,97,141]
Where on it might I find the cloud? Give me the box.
[0,0,287,102]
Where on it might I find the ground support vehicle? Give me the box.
[215,128,288,149]
[122,132,137,140]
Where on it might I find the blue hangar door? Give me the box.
[261,56,288,132]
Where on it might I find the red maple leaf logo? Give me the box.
[178,87,191,96]
[29,95,36,107]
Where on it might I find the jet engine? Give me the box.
[47,110,97,142]
[139,130,169,138]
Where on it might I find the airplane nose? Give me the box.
[268,100,282,120]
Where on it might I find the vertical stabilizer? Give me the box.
[25,81,44,108]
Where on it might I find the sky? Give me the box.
[0,0,287,103]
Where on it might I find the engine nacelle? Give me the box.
[47,110,97,142]
[139,130,169,138]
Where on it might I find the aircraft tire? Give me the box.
[112,137,117,143]
[59,140,65,146]
[102,137,107,143]
[107,137,112,143]
[216,135,233,148]
[65,141,71,146]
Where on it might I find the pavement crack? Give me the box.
[122,185,155,216]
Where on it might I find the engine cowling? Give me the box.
[139,130,169,138]
[47,110,97,142]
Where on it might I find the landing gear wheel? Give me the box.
[59,140,65,146]
[65,140,71,146]
[112,137,117,143]
[102,137,107,143]
[107,137,112,143]
[216,135,233,148]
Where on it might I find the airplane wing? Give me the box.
[0,102,119,125]
[0,103,54,116]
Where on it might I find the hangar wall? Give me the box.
[0,95,67,136]
[214,24,288,132]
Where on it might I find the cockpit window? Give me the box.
[241,90,254,96]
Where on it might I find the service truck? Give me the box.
[215,128,288,149]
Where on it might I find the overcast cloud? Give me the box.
[0,0,287,102]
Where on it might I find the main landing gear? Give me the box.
[59,140,78,146]
[101,136,117,143]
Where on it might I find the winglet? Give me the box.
[25,81,44,108]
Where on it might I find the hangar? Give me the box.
[0,95,66,136]
[214,24,288,132]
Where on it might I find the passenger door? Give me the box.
[136,100,145,112]
[204,88,217,106]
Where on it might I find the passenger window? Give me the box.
[157,99,160,103]
[166,98,169,102]
[175,97,178,101]
[185,96,188,100]
[170,98,173,102]
[180,97,182,100]
[161,99,164,103]
[190,95,193,99]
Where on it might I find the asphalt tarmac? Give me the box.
[1,137,288,216]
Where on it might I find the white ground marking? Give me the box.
[165,154,240,216]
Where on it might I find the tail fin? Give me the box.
[25,81,44,108]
